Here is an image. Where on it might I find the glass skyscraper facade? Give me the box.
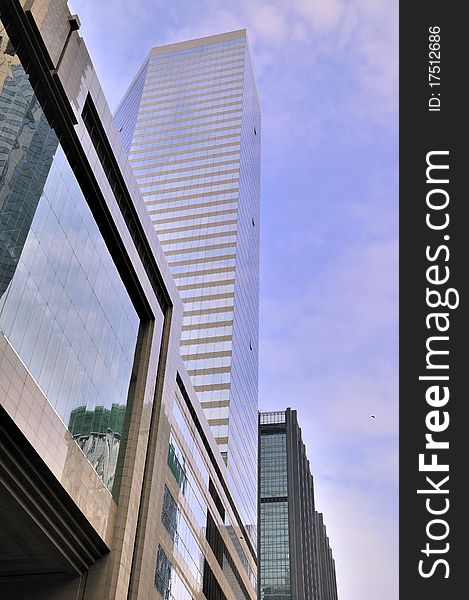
[259,410,339,600]
[1,5,257,599]
[115,30,261,547]
[259,419,291,598]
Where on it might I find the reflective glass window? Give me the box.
[0,45,140,492]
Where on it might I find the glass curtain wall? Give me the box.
[115,30,260,546]
[0,30,139,492]
[259,431,291,600]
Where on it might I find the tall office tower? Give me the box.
[115,30,261,547]
[0,3,256,599]
[259,410,339,600]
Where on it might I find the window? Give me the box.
[154,545,172,599]
[168,439,187,491]
[161,485,179,541]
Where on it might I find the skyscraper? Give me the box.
[259,409,339,600]
[115,30,261,547]
[0,3,256,598]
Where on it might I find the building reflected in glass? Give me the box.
[115,29,261,547]
[0,38,139,494]
[0,36,58,298]
[68,404,126,490]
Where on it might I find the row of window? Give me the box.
[139,89,243,116]
[197,388,231,403]
[202,406,230,421]
[148,44,244,65]
[141,79,244,106]
[140,176,240,197]
[153,213,237,234]
[182,296,234,313]
[209,423,229,438]
[131,142,241,164]
[260,412,286,425]
[144,65,244,93]
[170,252,236,272]
[185,356,231,373]
[176,272,236,289]
[156,218,238,238]
[181,340,233,357]
[183,310,234,326]
[181,327,232,343]
[170,248,236,266]
[142,70,244,100]
[147,48,244,76]
[151,208,238,230]
[131,129,241,154]
[136,167,240,188]
[173,268,235,290]
[131,148,240,169]
[147,199,236,223]
[164,227,235,247]
[173,270,236,287]
[136,95,243,122]
[135,102,242,129]
[179,283,235,300]
[134,156,240,178]
[187,372,232,387]
[160,222,237,243]
[147,46,244,72]
[133,145,241,167]
[143,64,243,89]
[134,121,242,149]
[147,187,239,206]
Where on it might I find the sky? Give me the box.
[69,1,398,598]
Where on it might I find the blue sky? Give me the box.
[70,1,398,598]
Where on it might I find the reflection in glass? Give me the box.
[162,485,179,542]
[0,28,140,492]
[68,404,126,490]
[168,436,188,492]
[154,543,193,600]
[0,39,58,298]
[155,544,172,600]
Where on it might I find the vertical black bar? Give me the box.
[400,3,467,598]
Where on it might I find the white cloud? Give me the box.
[294,0,345,33]
[72,0,398,160]
[259,187,398,600]
[247,3,290,43]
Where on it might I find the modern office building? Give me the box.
[259,410,338,600]
[115,30,261,549]
[0,2,256,599]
